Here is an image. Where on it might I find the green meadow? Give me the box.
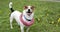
[0,0,60,32]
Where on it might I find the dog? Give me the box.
[9,2,34,32]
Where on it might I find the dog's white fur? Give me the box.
[9,2,34,32]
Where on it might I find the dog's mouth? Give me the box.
[27,12,32,16]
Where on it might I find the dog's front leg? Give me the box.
[26,27,30,32]
[20,26,24,32]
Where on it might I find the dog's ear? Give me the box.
[24,6,28,9]
[31,6,34,10]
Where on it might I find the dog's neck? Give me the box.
[22,11,34,21]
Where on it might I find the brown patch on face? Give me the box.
[24,6,28,9]
[31,6,34,10]
[31,6,34,12]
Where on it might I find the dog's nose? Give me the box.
[28,9,30,12]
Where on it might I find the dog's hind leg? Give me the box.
[10,15,14,29]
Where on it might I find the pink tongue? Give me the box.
[27,13,31,16]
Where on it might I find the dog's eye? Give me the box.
[24,6,28,9]
[31,6,34,10]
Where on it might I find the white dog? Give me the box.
[9,2,34,32]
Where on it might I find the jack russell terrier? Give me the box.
[9,2,34,32]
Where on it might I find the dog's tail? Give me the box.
[9,2,14,12]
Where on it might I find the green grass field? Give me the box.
[0,0,60,32]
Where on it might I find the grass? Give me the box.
[0,0,60,32]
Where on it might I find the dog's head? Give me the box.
[23,6,34,16]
